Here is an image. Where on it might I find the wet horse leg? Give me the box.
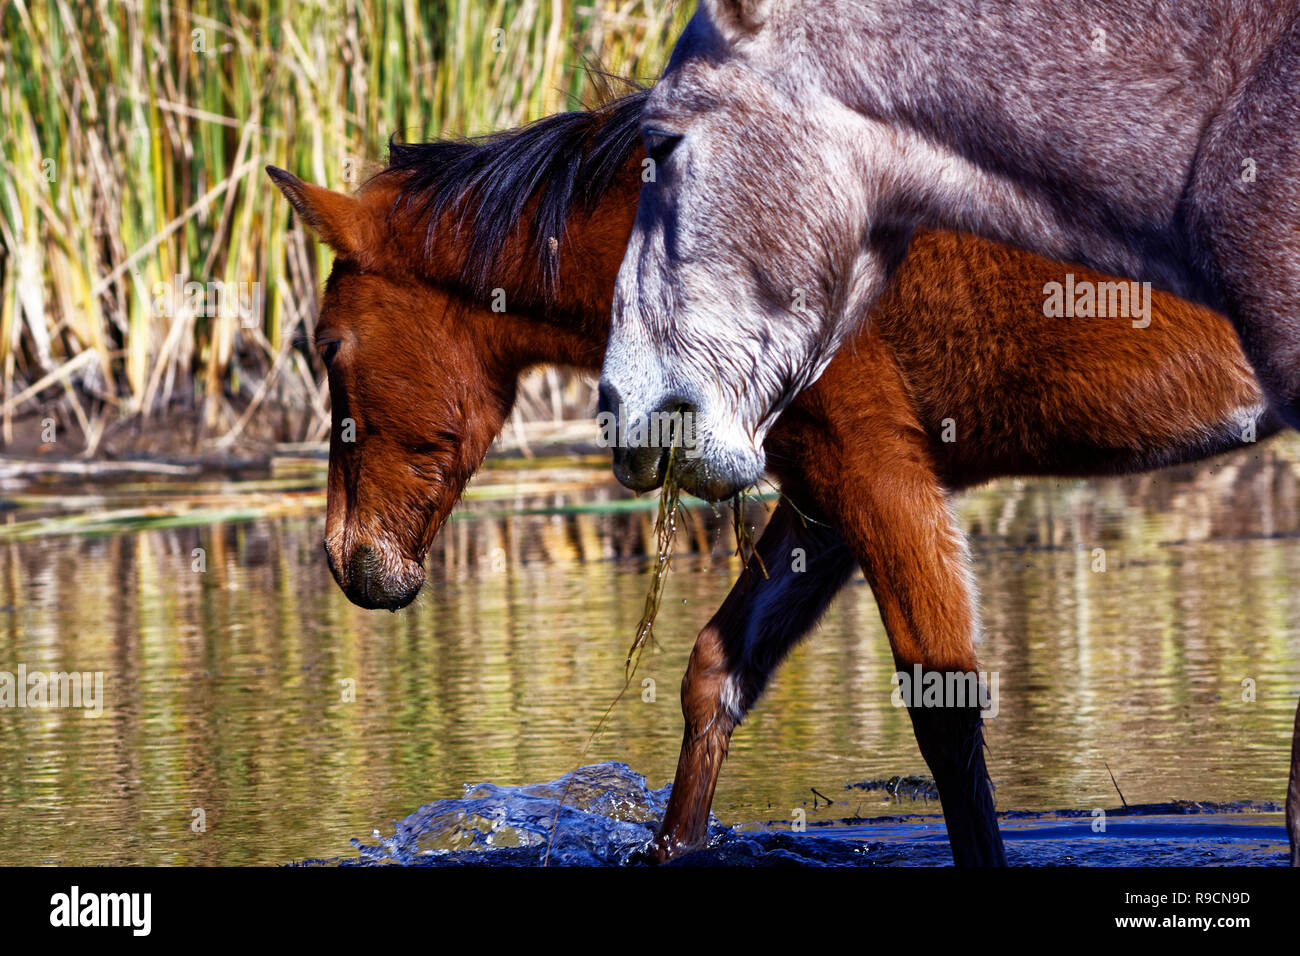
[793,354,1006,865]
[653,410,1003,862]
[649,498,856,862]
[649,461,1003,865]
[825,469,1004,865]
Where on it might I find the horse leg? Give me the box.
[847,484,1004,866]
[793,356,1006,865]
[648,497,856,862]
[899,665,1004,866]
[1289,696,1300,866]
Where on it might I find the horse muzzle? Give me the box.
[598,382,765,501]
[325,540,424,611]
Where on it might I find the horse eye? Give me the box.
[319,341,340,366]
[643,128,682,165]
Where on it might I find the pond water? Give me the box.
[1,439,1297,866]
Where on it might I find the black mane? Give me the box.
[381,89,648,297]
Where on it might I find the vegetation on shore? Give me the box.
[0,0,690,456]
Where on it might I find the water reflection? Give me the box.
[0,439,1297,864]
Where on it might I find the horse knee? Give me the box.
[679,627,744,735]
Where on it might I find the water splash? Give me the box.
[331,761,1292,867]
[352,763,678,866]
[346,762,898,866]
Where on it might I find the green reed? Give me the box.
[0,0,693,451]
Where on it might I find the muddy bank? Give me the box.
[0,401,316,465]
[0,401,608,483]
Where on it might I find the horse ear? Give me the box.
[266,166,379,264]
[703,0,770,36]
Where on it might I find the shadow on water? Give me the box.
[1,440,1299,864]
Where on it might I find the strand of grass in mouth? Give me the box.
[731,488,770,583]
[544,436,684,865]
[746,476,832,547]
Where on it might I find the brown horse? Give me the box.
[268,90,1298,866]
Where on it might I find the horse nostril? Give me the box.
[597,380,620,418]
[652,395,697,449]
[349,545,378,583]
[598,380,627,466]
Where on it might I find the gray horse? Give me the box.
[603,0,1300,497]
[602,0,1300,864]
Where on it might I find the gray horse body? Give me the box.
[822,0,1245,301]
[604,0,1300,865]
[603,0,1300,498]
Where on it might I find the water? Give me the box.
[335,762,1286,866]
[1,441,1298,865]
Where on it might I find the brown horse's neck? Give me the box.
[369,155,640,377]
[489,303,608,376]
[490,163,641,372]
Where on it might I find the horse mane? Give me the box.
[378,87,648,298]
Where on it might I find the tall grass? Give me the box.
[0,0,691,454]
